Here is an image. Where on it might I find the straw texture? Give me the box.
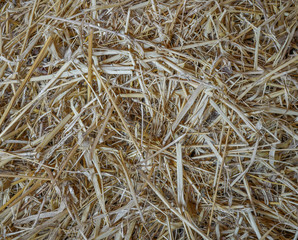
[0,0,297,239]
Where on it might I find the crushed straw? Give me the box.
[0,0,297,239]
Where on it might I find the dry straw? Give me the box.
[0,0,297,239]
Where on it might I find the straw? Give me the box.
[0,0,297,239]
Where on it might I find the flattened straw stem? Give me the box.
[87,29,94,102]
[207,126,231,236]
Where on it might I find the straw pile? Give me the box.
[0,0,297,239]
